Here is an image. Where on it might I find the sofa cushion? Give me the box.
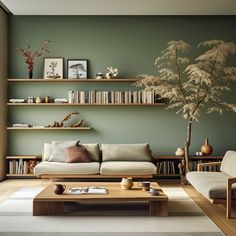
[47,141,99,162]
[48,141,78,162]
[187,171,236,199]
[220,150,236,177]
[65,145,91,163]
[42,143,52,161]
[34,161,100,175]
[101,144,151,162]
[100,161,157,175]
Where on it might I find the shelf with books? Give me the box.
[7,155,41,178]
[7,127,92,130]
[7,103,165,106]
[153,155,223,177]
[8,78,139,82]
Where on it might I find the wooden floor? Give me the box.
[0,178,235,236]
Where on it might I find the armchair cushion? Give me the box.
[220,150,236,177]
[187,171,236,199]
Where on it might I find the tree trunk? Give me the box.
[185,118,192,173]
[179,118,192,184]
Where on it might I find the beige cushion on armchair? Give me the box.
[220,150,236,177]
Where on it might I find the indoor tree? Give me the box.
[135,40,236,183]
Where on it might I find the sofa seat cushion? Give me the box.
[187,171,236,199]
[100,161,157,175]
[34,161,100,175]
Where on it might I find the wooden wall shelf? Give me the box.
[6,155,42,159]
[6,174,37,177]
[7,127,92,130]
[7,103,165,106]
[8,78,139,82]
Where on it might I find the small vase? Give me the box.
[175,147,185,157]
[201,138,213,156]
[120,177,133,190]
[29,70,33,79]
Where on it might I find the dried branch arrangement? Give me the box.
[47,111,84,127]
[135,40,236,183]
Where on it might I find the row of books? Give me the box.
[156,160,221,175]
[68,90,159,104]
[8,159,40,175]
[156,161,176,175]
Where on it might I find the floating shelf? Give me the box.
[7,127,92,130]
[6,155,42,159]
[7,103,165,106]
[8,78,140,82]
[6,174,37,177]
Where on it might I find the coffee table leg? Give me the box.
[33,200,64,216]
[149,200,168,216]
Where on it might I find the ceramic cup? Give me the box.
[149,188,160,196]
[138,181,151,191]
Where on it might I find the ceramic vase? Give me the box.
[175,147,185,157]
[201,138,213,156]
[120,177,133,190]
[29,70,33,79]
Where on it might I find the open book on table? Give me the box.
[67,187,108,195]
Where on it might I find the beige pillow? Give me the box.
[48,141,78,162]
[42,143,52,161]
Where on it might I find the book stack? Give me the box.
[54,98,68,103]
[156,161,176,175]
[13,123,29,128]
[68,90,159,104]
[9,99,25,103]
[8,158,41,175]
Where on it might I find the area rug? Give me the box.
[0,187,223,236]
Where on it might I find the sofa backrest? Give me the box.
[43,142,100,162]
[220,150,236,177]
[101,143,151,162]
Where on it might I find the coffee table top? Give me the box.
[34,182,168,202]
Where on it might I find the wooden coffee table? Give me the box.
[33,182,168,216]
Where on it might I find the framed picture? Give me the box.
[43,57,63,79]
[67,59,88,79]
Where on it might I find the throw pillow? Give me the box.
[66,144,91,163]
[48,141,78,162]
[42,143,52,161]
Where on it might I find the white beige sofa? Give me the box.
[34,142,157,179]
[187,150,236,218]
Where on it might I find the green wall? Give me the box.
[8,16,236,156]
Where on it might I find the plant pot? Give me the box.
[201,138,213,156]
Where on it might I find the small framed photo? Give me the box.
[43,57,63,79]
[67,59,88,79]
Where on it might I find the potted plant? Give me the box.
[135,40,236,184]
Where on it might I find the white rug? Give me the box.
[0,187,223,236]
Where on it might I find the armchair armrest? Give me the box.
[197,161,221,171]
[227,177,236,218]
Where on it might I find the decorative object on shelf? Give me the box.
[67,59,88,79]
[96,73,104,79]
[47,111,84,128]
[35,96,42,103]
[120,177,133,190]
[16,40,51,79]
[175,147,185,157]
[201,138,213,156]
[105,66,118,79]
[44,57,63,79]
[135,40,236,184]
[53,184,66,195]
[44,96,51,103]
[27,97,34,103]
[28,160,37,174]
[9,98,25,103]
[195,151,203,156]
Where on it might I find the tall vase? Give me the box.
[201,138,213,156]
[29,70,33,79]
